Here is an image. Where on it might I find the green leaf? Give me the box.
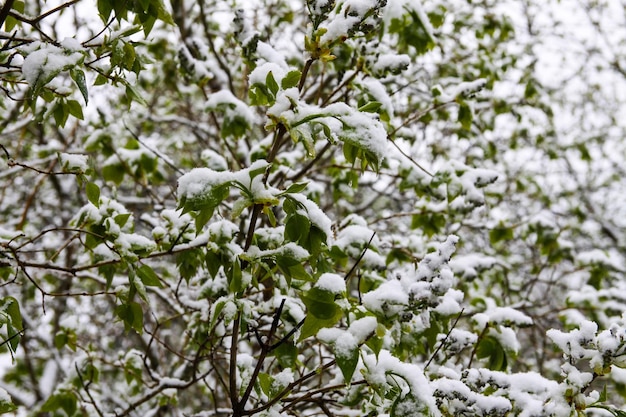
[336,346,359,384]
[266,71,279,97]
[411,213,446,237]
[70,68,88,105]
[228,260,243,294]
[0,297,23,352]
[282,182,309,195]
[137,264,162,287]
[194,207,215,231]
[94,73,108,86]
[115,301,144,333]
[66,99,84,120]
[176,248,203,282]
[86,182,100,207]
[358,101,382,113]
[277,255,311,282]
[54,328,77,351]
[3,1,24,32]
[281,70,302,89]
[205,250,222,278]
[285,213,310,244]
[258,372,272,396]
[114,213,131,228]
[103,163,125,185]
[489,225,514,245]
[180,182,230,214]
[458,100,473,130]
[299,313,341,341]
[599,384,608,403]
[343,142,358,164]
[53,102,70,128]
[0,396,17,414]
[302,287,341,320]
[97,0,114,21]
[41,390,77,415]
[100,264,116,289]
[273,341,297,368]
[124,82,148,106]
[123,42,137,70]
[366,335,383,357]
[209,299,226,332]
[476,335,508,371]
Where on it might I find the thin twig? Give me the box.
[344,232,376,282]
[75,362,105,417]
[8,0,80,25]
[425,309,464,370]
[236,300,286,414]
[0,0,15,28]
[229,314,241,411]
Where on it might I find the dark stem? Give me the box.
[229,314,241,411]
[235,299,286,414]
[344,232,376,282]
[424,309,464,370]
[75,362,105,417]
[0,0,15,28]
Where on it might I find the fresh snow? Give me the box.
[58,153,89,173]
[315,273,346,293]
[21,42,84,87]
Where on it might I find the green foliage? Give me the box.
[3,0,626,416]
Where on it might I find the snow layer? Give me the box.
[22,42,84,87]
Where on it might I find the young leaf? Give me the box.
[336,346,359,384]
[266,71,279,97]
[70,68,89,105]
[458,100,473,130]
[67,99,84,120]
[358,101,383,113]
[281,70,302,90]
[115,301,144,333]
[86,182,100,207]
[137,264,162,287]
[282,182,309,195]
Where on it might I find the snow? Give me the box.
[319,0,380,44]
[114,232,156,256]
[0,387,11,403]
[317,317,377,365]
[449,254,500,280]
[255,41,289,69]
[333,224,385,268]
[356,77,395,118]
[21,42,84,87]
[60,37,83,52]
[272,368,294,389]
[58,153,89,173]
[363,350,441,416]
[369,54,411,76]
[362,279,409,316]
[363,236,460,318]
[444,329,477,353]
[201,149,229,171]
[246,242,309,262]
[286,193,332,241]
[206,89,256,126]
[450,78,487,98]
[270,90,389,164]
[0,227,22,243]
[484,306,533,327]
[177,159,273,205]
[315,273,346,293]
[324,102,389,163]
[249,62,287,87]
